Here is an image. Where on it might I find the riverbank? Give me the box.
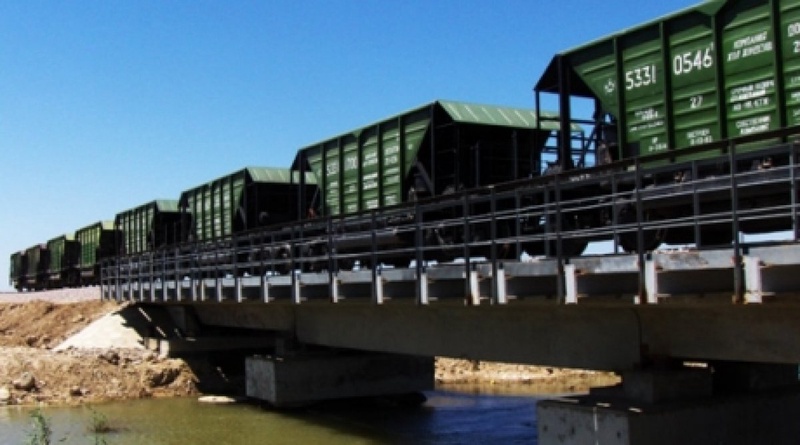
[0,289,618,406]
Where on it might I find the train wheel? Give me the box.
[547,214,589,257]
[697,225,733,248]
[617,204,665,253]
[548,237,589,257]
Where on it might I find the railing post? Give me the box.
[729,141,744,303]
[370,210,379,304]
[462,193,472,305]
[692,160,701,246]
[415,199,427,305]
[489,187,506,305]
[791,142,799,241]
[514,189,522,259]
[635,157,647,303]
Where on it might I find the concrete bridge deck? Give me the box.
[103,242,800,370]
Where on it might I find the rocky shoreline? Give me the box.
[0,289,619,406]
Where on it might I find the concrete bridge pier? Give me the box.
[537,362,800,445]
[245,351,434,408]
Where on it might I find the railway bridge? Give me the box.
[100,146,800,445]
[102,245,800,444]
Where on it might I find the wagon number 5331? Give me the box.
[625,65,657,91]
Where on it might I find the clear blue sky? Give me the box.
[0,0,698,291]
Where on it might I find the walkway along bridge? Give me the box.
[102,137,800,444]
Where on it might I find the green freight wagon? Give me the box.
[294,100,573,217]
[179,167,317,242]
[23,244,50,291]
[115,200,183,255]
[46,234,81,288]
[9,251,27,291]
[75,221,118,285]
[535,0,800,165]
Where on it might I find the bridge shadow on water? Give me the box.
[176,350,541,444]
[258,389,540,444]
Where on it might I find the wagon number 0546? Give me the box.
[672,46,714,76]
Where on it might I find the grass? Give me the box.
[25,407,116,445]
[87,408,113,434]
[26,409,52,445]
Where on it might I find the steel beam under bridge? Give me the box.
[179,303,800,371]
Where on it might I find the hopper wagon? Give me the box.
[535,0,800,250]
[9,251,27,291]
[22,244,50,291]
[292,99,584,264]
[115,200,184,256]
[75,221,118,285]
[178,166,317,275]
[46,234,80,288]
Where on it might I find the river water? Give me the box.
[0,387,548,444]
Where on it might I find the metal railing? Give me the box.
[101,128,800,304]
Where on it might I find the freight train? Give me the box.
[10,0,800,292]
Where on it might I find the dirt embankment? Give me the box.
[0,292,198,406]
[0,289,618,406]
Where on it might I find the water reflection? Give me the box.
[0,389,544,444]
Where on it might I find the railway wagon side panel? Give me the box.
[179,167,317,242]
[302,108,429,217]
[47,234,80,273]
[299,100,558,218]
[46,234,80,286]
[75,221,117,283]
[781,0,800,126]
[115,200,181,255]
[23,244,50,290]
[721,0,780,140]
[539,0,800,163]
[668,11,720,158]
[9,251,27,290]
[621,27,669,157]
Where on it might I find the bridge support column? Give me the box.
[537,363,800,444]
[245,352,434,407]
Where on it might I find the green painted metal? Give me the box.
[115,200,181,255]
[9,251,25,286]
[622,26,668,156]
[299,100,569,217]
[438,100,568,131]
[538,0,800,163]
[782,0,800,126]
[46,233,80,275]
[179,167,316,242]
[24,244,49,283]
[302,107,430,216]
[669,10,720,155]
[75,221,116,271]
[721,0,779,140]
